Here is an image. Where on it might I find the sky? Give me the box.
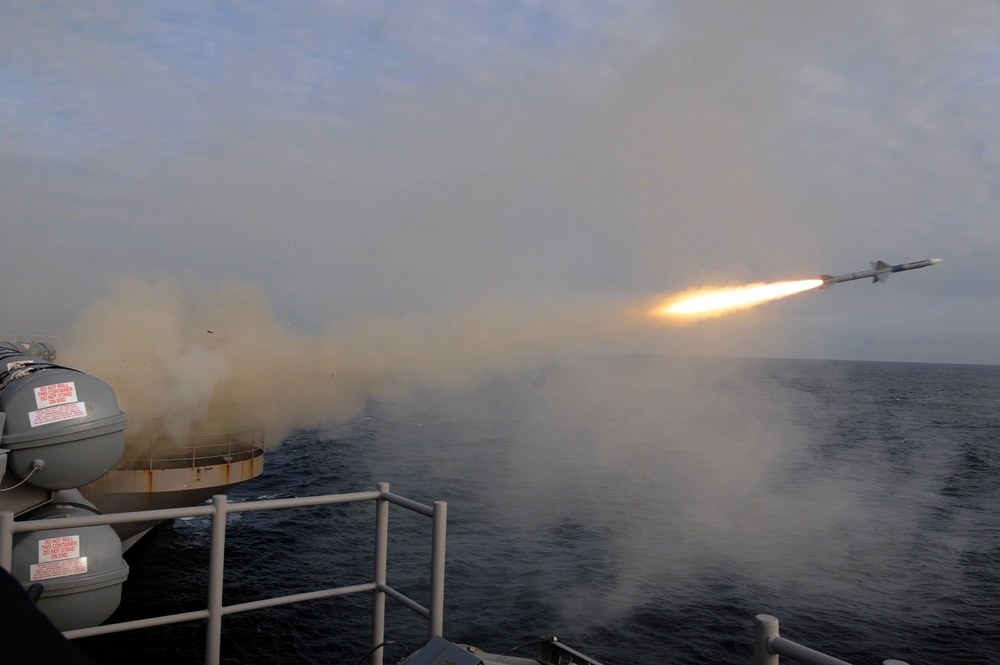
[3,2,1000,376]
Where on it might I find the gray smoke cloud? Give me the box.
[58,276,664,444]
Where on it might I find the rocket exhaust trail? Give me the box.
[653,279,824,320]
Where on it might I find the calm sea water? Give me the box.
[76,356,1000,664]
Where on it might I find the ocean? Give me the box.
[75,356,1000,664]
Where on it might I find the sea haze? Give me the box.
[76,356,1000,664]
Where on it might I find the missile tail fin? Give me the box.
[870,260,891,284]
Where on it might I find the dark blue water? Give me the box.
[76,356,1000,664]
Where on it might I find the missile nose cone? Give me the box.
[929,258,942,264]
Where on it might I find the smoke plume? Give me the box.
[59,276,658,445]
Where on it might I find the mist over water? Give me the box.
[77,357,1000,664]
[371,356,935,625]
[326,358,999,664]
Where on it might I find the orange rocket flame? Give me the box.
[653,279,823,320]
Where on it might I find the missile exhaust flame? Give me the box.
[653,279,824,320]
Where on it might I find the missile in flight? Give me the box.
[820,258,941,287]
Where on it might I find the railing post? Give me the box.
[372,482,389,665]
[754,614,780,665]
[205,494,228,665]
[429,500,447,639]
[0,510,14,571]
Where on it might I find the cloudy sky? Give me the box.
[3,2,999,366]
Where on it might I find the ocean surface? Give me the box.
[75,356,1000,664]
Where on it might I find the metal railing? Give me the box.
[0,482,446,665]
[754,614,909,665]
[116,424,266,471]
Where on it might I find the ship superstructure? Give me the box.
[0,339,264,629]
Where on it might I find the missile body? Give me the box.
[821,258,941,287]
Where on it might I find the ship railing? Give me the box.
[0,482,445,665]
[116,423,266,471]
[754,614,909,665]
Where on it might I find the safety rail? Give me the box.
[117,423,266,471]
[0,482,446,665]
[754,615,909,665]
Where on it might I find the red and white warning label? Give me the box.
[31,557,89,581]
[33,381,78,408]
[39,534,80,561]
[28,401,88,427]
[31,535,87,580]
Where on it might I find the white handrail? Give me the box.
[754,614,909,665]
[1,483,447,665]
